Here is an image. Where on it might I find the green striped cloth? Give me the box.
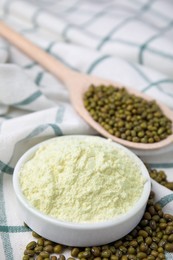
[0,0,173,259]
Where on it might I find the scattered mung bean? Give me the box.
[32,231,41,238]
[53,245,63,254]
[22,256,29,260]
[39,251,50,258]
[59,255,66,260]
[43,245,54,253]
[71,247,80,257]
[50,257,58,260]
[26,241,37,250]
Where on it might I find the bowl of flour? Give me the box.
[13,135,151,246]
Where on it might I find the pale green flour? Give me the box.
[20,136,145,223]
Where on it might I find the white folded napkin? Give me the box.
[0,0,173,259]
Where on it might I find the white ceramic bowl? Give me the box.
[13,135,151,247]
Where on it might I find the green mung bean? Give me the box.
[127,246,136,254]
[164,214,173,221]
[121,256,128,260]
[91,247,101,257]
[147,256,155,260]
[43,245,54,253]
[82,251,91,258]
[39,251,50,258]
[22,256,29,260]
[26,241,36,250]
[59,255,66,260]
[32,231,41,238]
[101,249,112,258]
[168,234,173,242]
[54,244,63,254]
[37,238,44,246]
[71,247,80,257]
[24,249,35,256]
[110,255,118,260]
[164,243,173,252]
[51,256,58,260]
[35,256,43,260]
[44,240,53,246]
[34,245,43,254]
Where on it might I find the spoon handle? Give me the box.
[0,21,77,87]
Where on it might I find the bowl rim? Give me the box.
[13,135,151,229]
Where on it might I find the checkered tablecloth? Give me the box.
[0,0,173,259]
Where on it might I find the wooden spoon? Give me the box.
[0,21,173,151]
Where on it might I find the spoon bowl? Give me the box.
[0,22,172,151]
[68,73,173,151]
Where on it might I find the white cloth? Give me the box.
[0,0,173,259]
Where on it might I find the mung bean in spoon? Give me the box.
[0,21,173,151]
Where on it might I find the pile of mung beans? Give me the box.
[83,85,172,143]
[23,191,173,260]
